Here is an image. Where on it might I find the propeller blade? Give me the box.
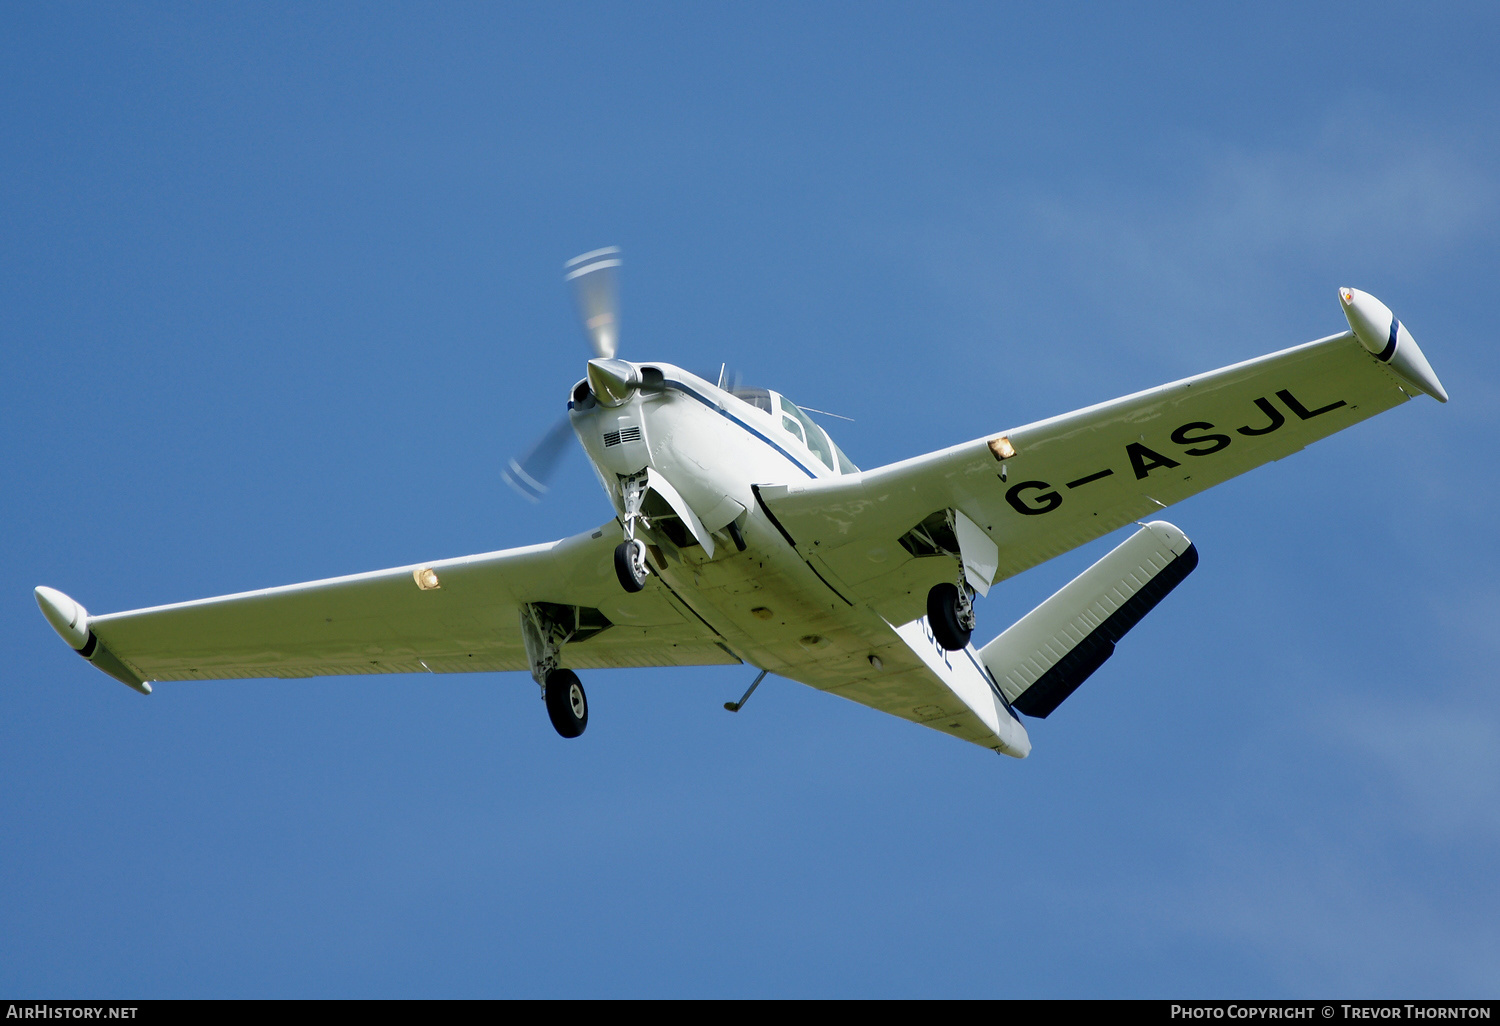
[565,246,621,359]
[503,416,575,503]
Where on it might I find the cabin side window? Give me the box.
[730,385,857,474]
[779,397,836,472]
[831,441,859,475]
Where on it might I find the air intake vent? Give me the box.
[604,423,641,448]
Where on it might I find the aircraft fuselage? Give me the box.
[568,362,1032,756]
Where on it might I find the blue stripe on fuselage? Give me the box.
[662,378,822,480]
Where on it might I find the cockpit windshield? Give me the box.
[730,386,858,474]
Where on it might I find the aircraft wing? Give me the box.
[49,523,739,688]
[756,329,1436,624]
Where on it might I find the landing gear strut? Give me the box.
[927,581,976,651]
[544,668,588,738]
[614,471,651,593]
[520,603,589,739]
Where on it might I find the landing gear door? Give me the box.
[953,509,999,597]
[646,469,715,558]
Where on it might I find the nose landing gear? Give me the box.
[615,538,650,592]
[614,471,652,593]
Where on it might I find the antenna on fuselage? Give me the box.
[724,668,770,713]
[797,405,854,422]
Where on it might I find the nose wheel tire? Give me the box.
[927,582,973,651]
[614,538,650,592]
[544,669,588,738]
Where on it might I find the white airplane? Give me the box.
[35,249,1448,758]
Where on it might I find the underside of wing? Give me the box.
[44,524,738,687]
[757,328,1438,624]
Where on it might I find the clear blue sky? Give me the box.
[3,2,1496,998]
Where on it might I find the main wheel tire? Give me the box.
[544,669,588,738]
[614,538,649,593]
[927,582,972,651]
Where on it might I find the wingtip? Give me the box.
[35,585,152,694]
[35,585,89,650]
[1339,287,1449,404]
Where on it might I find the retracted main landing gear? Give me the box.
[520,603,589,738]
[614,471,651,593]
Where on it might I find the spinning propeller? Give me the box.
[565,246,621,359]
[503,247,624,502]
